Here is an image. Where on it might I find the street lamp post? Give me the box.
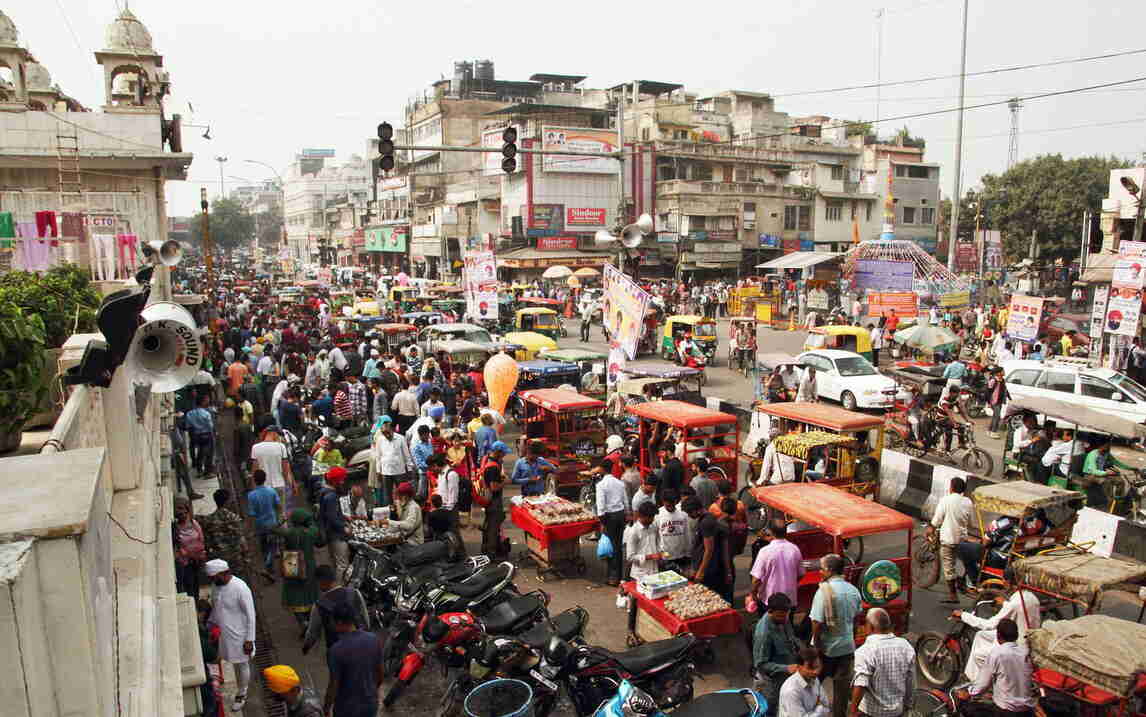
[214,156,228,198]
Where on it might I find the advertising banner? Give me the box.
[855,259,914,291]
[463,250,499,321]
[955,242,978,273]
[606,346,626,392]
[983,230,1003,270]
[541,126,618,174]
[602,264,651,361]
[1105,286,1142,337]
[781,238,801,254]
[1005,294,1044,343]
[1090,285,1110,340]
[366,226,407,252]
[938,291,971,309]
[529,203,565,232]
[536,237,577,250]
[759,234,780,248]
[867,292,918,319]
[567,207,607,226]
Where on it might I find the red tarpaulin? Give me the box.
[621,581,743,638]
[511,504,597,549]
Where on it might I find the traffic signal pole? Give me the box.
[386,144,622,158]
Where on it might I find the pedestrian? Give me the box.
[186,393,216,476]
[868,323,883,366]
[199,488,249,581]
[479,459,507,556]
[684,495,733,603]
[596,455,629,586]
[796,366,818,403]
[622,500,664,642]
[849,607,916,717]
[371,415,415,507]
[323,603,384,717]
[302,564,370,656]
[929,477,973,603]
[809,554,861,717]
[272,507,320,631]
[778,647,831,717]
[262,665,324,717]
[390,377,419,435]
[689,460,718,509]
[950,567,1041,682]
[251,428,296,512]
[173,496,207,598]
[246,469,282,583]
[205,559,257,713]
[752,592,800,716]
[749,519,804,611]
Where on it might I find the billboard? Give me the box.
[955,242,978,273]
[855,259,913,291]
[759,234,780,248]
[982,230,1003,270]
[529,204,565,232]
[567,207,607,227]
[867,292,918,319]
[1005,294,1044,343]
[602,264,651,361]
[365,226,407,253]
[541,126,618,174]
[938,291,970,309]
[463,250,499,320]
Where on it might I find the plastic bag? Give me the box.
[596,533,614,559]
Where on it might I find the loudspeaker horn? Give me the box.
[635,213,654,235]
[125,302,202,393]
[594,230,618,248]
[620,223,645,249]
[148,239,184,266]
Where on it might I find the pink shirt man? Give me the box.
[750,537,805,605]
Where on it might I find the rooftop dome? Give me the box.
[105,7,153,53]
[25,62,51,91]
[0,9,18,46]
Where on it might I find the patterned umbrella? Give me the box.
[893,323,960,353]
[542,265,572,279]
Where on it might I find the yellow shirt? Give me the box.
[997,309,1009,330]
[1060,335,1072,355]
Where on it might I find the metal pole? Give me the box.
[387,144,621,157]
[947,0,969,272]
[1080,209,1090,276]
[1134,193,1145,245]
[200,187,216,311]
[875,8,884,129]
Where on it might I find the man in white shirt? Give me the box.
[328,345,349,377]
[1040,429,1076,478]
[779,647,831,717]
[929,476,973,604]
[206,559,257,713]
[372,416,415,506]
[952,568,1041,682]
[250,431,295,512]
[954,618,1037,717]
[622,502,663,642]
[759,428,796,485]
[596,459,629,586]
[654,490,691,574]
[796,366,818,403]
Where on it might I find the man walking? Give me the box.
[371,416,414,507]
[262,665,323,717]
[809,554,861,717]
[302,565,370,656]
[205,559,257,713]
[186,394,216,476]
[596,455,629,586]
[251,429,295,511]
[849,608,915,717]
[324,603,384,717]
[753,593,800,715]
[318,467,352,580]
[199,488,248,580]
[930,477,973,603]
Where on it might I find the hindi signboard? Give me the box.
[541,126,618,174]
[1005,294,1044,343]
[463,250,499,320]
[602,264,651,360]
[855,259,914,291]
[938,291,971,309]
[867,292,918,319]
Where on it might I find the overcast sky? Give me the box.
[8,0,1146,218]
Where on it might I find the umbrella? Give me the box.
[567,276,582,288]
[573,267,600,278]
[893,324,960,353]
[542,265,572,279]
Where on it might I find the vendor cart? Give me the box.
[516,388,606,499]
[510,499,595,581]
[621,579,742,652]
[1027,615,1146,716]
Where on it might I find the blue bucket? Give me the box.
[463,678,534,717]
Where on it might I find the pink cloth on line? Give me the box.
[116,233,138,276]
[15,222,37,239]
[19,239,53,272]
[35,211,58,238]
[749,537,805,605]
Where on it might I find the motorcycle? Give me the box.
[886,407,994,476]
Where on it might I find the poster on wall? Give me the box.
[529,204,565,232]
[541,126,618,174]
[462,250,499,320]
[806,288,830,310]
[606,346,626,392]
[1105,286,1142,337]
[602,264,651,360]
[867,292,918,318]
[1005,294,1044,343]
[854,260,914,291]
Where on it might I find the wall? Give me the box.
[0,111,163,154]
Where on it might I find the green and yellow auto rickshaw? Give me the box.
[660,315,718,365]
[514,307,564,340]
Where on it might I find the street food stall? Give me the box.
[510,494,597,580]
[516,388,606,499]
[621,575,742,648]
[752,402,884,498]
[626,400,741,487]
[749,482,915,636]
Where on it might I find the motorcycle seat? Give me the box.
[395,541,449,567]
[518,607,586,649]
[601,634,696,674]
[480,594,545,635]
[440,564,510,598]
[671,691,757,717]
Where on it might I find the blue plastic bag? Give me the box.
[596,533,614,560]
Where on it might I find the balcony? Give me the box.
[656,179,802,199]
[653,140,794,168]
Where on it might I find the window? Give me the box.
[673,130,689,140]
[688,216,707,230]
[920,207,935,225]
[693,164,713,181]
[902,207,916,224]
[1080,375,1119,400]
[1006,369,1041,387]
[798,206,811,231]
[865,202,872,221]
[743,202,757,221]
[826,202,843,222]
[1036,371,1076,394]
[641,128,650,140]
[784,205,798,231]
[735,168,749,182]
[830,165,846,180]
[850,201,857,220]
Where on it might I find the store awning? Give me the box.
[496,246,614,269]
[756,251,840,270]
[1080,251,1119,284]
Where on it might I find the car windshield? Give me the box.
[835,356,878,377]
[463,329,493,344]
[1109,373,1146,402]
[695,321,717,338]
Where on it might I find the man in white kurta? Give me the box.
[952,570,1041,681]
[206,559,258,712]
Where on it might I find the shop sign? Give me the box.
[938,291,970,308]
[954,242,978,273]
[365,225,407,253]
[537,237,578,250]
[758,234,780,248]
[799,239,815,251]
[657,233,680,244]
[706,230,736,241]
[781,238,801,254]
[567,207,607,226]
[529,203,565,232]
[867,291,918,318]
[855,259,913,291]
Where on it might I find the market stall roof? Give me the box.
[756,251,841,270]
[497,246,613,269]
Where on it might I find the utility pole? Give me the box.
[200,187,216,317]
[215,155,227,199]
[947,0,969,273]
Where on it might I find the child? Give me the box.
[655,490,691,576]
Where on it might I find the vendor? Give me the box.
[382,482,423,545]
[510,441,557,497]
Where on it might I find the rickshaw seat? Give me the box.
[980,566,1004,579]
[1032,669,1125,706]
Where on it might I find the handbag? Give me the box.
[281,548,306,579]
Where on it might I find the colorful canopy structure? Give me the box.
[842,240,969,299]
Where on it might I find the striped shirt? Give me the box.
[852,633,916,717]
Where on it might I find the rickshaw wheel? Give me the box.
[907,688,952,717]
[842,537,865,564]
[961,449,993,476]
[911,534,941,588]
[914,632,962,689]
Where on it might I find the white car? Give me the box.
[1001,359,1146,425]
[796,349,897,410]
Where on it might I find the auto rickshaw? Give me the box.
[626,400,740,487]
[389,286,421,312]
[368,323,419,355]
[516,388,607,499]
[749,482,915,634]
[538,348,608,399]
[519,297,564,311]
[660,315,718,365]
[352,298,381,316]
[514,307,563,340]
[515,360,581,392]
[329,290,355,314]
[431,299,466,317]
[753,401,884,498]
[803,325,874,363]
[433,339,492,375]
[502,331,557,361]
[622,361,704,395]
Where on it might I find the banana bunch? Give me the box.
[771,430,851,461]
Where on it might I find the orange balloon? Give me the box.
[483,352,519,416]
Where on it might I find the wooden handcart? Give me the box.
[510,503,595,581]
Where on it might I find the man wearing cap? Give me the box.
[205,559,257,713]
[479,442,511,556]
[319,467,353,579]
[511,441,557,497]
[263,665,323,717]
[372,415,415,507]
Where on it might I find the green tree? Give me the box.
[189,198,255,251]
[256,207,284,248]
[0,264,100,347]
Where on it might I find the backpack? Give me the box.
[457,475,474,512]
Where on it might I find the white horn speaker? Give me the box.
[126,302,202,392]
[148,239,184,266]
[594,230,618,248]
[635,213,653,235]
[620,223,645,249]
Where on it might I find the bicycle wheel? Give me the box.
[911,534,941,588]
[961,448,994,476]
[914,632,963,689]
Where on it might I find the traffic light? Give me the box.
[378,122,395,171]
[501,126,517,173]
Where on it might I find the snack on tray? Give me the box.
[663,583,730,620]
[349,521,403,543]
[525,494,596,525]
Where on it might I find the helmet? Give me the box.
[605,435,624,453]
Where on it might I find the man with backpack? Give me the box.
[301,564,370,657]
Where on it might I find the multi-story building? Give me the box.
[284,153,369,265]
[862,136,941,253]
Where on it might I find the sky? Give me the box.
[8,0,1146,218]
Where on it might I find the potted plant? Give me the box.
[0,303,49,452]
